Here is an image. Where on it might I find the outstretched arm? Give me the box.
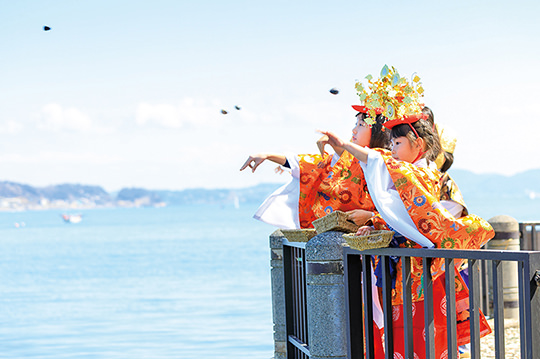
[319,131,369,164]
[240,153,287,173]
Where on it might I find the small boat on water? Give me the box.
[62,214,82,223]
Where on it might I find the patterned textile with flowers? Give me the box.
[297,151,377,228]
[440,172,469,216]
[369,150,494,305]
[368,149,494,346]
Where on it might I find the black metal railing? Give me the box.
[520,222,540,250]
[283,240,309,358]
[278,222,540,358]
[344,247,540,359]
[477,222,540,317]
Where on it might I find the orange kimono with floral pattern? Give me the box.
[297,151,376,228]
[368,149,494,356]
[369,150,493,303]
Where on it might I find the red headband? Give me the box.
[382,113,428,130]
[351,105,383,115]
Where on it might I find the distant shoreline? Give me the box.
[0,181,282,211]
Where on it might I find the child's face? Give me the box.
[351,115,371,147]
[391,136,421,163]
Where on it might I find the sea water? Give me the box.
[1,198,539,359]
[0,204,275,359]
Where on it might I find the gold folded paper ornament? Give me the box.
[354,65,425,127]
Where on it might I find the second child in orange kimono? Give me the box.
[320,66,494,359]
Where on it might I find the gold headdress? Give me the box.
[355,65,426,128]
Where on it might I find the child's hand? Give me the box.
[240,154,267,172]
[316,134,330,156]
[346,209,373,226]
[317,134,345,157]
[318,130,346,149]
[356,226,374,236]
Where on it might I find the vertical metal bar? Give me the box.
[445,258,457,359]
[519,223,527,250]
[402,256,414,359]
[527,223,532,251]
[524,223,531,251]
[480,259,488,315]
[293,247,298,343]
[297,248,303,346]
[362,255,375,359]
[518,260,529,359]
[302,248,308,347]
[291,247,298,344]
[381,255,394,359]
[283,245,294,359]
[526,252,540,359]
[423,257,435,359]
[298,248,305,345]
[528,224,533,251]
[298,246,308,359]
[346,254,365,359]
[492,260,505,359]
[468,259,480,359]
[296,248,303,359]
[298,248,307,343]
[485,257,490,316]
[297,248,303,342]
[533,225,538,251]
[293,247,299,341]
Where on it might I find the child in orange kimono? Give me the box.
[241,105,390,357]
[317,63,493,359]
[321,115,494,358]
[240,106,390,229]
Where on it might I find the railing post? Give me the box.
[488,215,520,319]
[526,252,540,358]
[305,231,348,359]
[270,229,287,359]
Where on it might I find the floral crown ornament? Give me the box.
[354,65,427,128]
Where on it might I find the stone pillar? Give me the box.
[269,229,286,359]
[487,215,520,320]
[305,231,348,359]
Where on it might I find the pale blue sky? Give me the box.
[1,1,539,191]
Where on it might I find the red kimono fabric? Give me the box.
[297,151,376,228]
[367,149,494,357]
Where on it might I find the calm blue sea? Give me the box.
[0,204,276,359]
[0,197,539,359]
[458,196,540,223]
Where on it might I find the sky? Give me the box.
[1,0,539,192]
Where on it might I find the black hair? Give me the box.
[439,151,454,173]
[390,119,442,162]
[357,113,391,150]
[422,106,453,169]
[422,106,434,128]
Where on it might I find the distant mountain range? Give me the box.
[449,168,540,200]
[0,168,539,211]
[0,181,281,210]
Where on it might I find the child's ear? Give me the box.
[415,137,425,151]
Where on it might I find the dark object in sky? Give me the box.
[43,26,51,31]
[235,105,241,110]
[329,88,339,95]
[221,109,228,114]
